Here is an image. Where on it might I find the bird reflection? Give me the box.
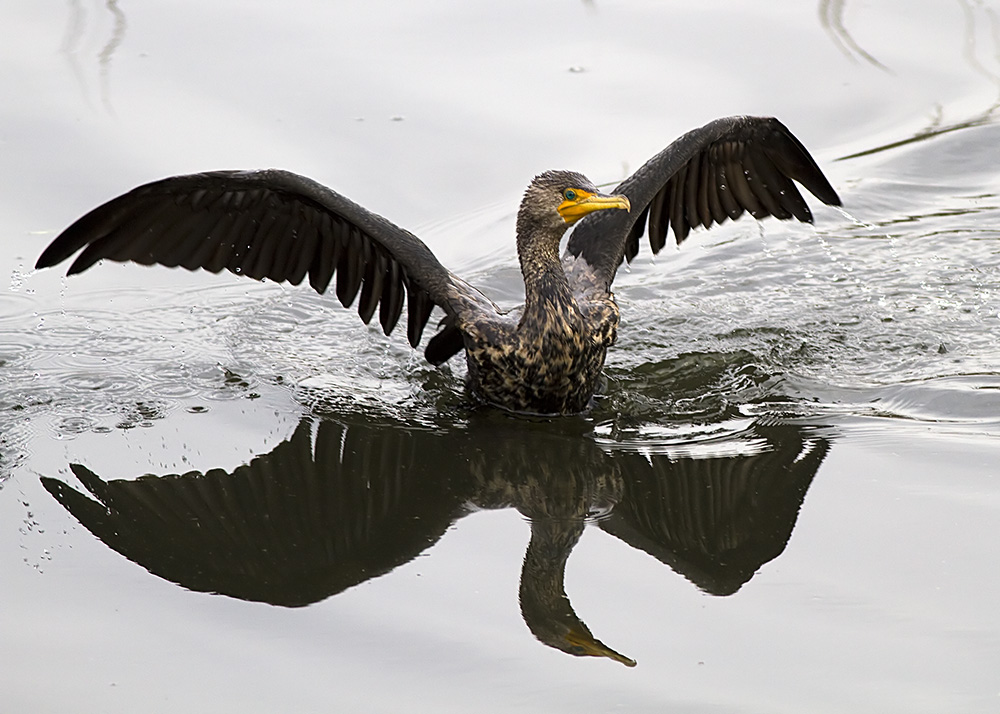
[465,420,635,665]
[42,410,827,667]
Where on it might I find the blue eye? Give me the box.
[563,189,577,201]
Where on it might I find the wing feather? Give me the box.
[695,151,713,230]
[705,157,728,226]
[309,212,339,294]
[336,226,365,308]
[283,218,318,286]
[37,169,472,359]
[684,151,702,232]
[743,151,789,220]
[669,166,688,244]
[379,259,405,336]
[566,116,841,288]
[357,250,386,325]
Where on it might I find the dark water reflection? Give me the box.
[42,407,826,667]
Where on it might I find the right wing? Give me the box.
[566,116,842,290]
[36,169,473,358]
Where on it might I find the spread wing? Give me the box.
[565,116,842,288]
[36,169,472,360]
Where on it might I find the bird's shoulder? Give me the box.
[562,253,619,347]
[441,276,514,344]
[563,253,614,308]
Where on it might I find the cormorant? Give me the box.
[35,116,840,414]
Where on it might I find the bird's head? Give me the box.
[517,170,631,239]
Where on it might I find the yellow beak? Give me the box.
[558,191,631,224]
[564,630,637,667]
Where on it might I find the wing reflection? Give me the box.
[42,411,827,666]
[42,416,463,607]
[598,432,828,596]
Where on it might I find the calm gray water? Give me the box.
[3,1,1000,712]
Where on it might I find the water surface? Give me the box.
[3,1,1000,712]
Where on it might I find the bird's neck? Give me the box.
[516,227,577,330]
[519,517,584,638]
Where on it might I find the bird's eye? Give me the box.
[563,189,577,201]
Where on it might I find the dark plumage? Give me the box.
[36,115,841,414]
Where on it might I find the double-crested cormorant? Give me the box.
[36,116,840,414]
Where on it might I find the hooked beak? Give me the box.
[558,191,631,225]
[563,629,637,667]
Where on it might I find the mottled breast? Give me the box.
[455,287,619,414]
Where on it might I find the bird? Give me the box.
[35,115,841,415]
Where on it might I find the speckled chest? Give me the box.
[461,292,619,415]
